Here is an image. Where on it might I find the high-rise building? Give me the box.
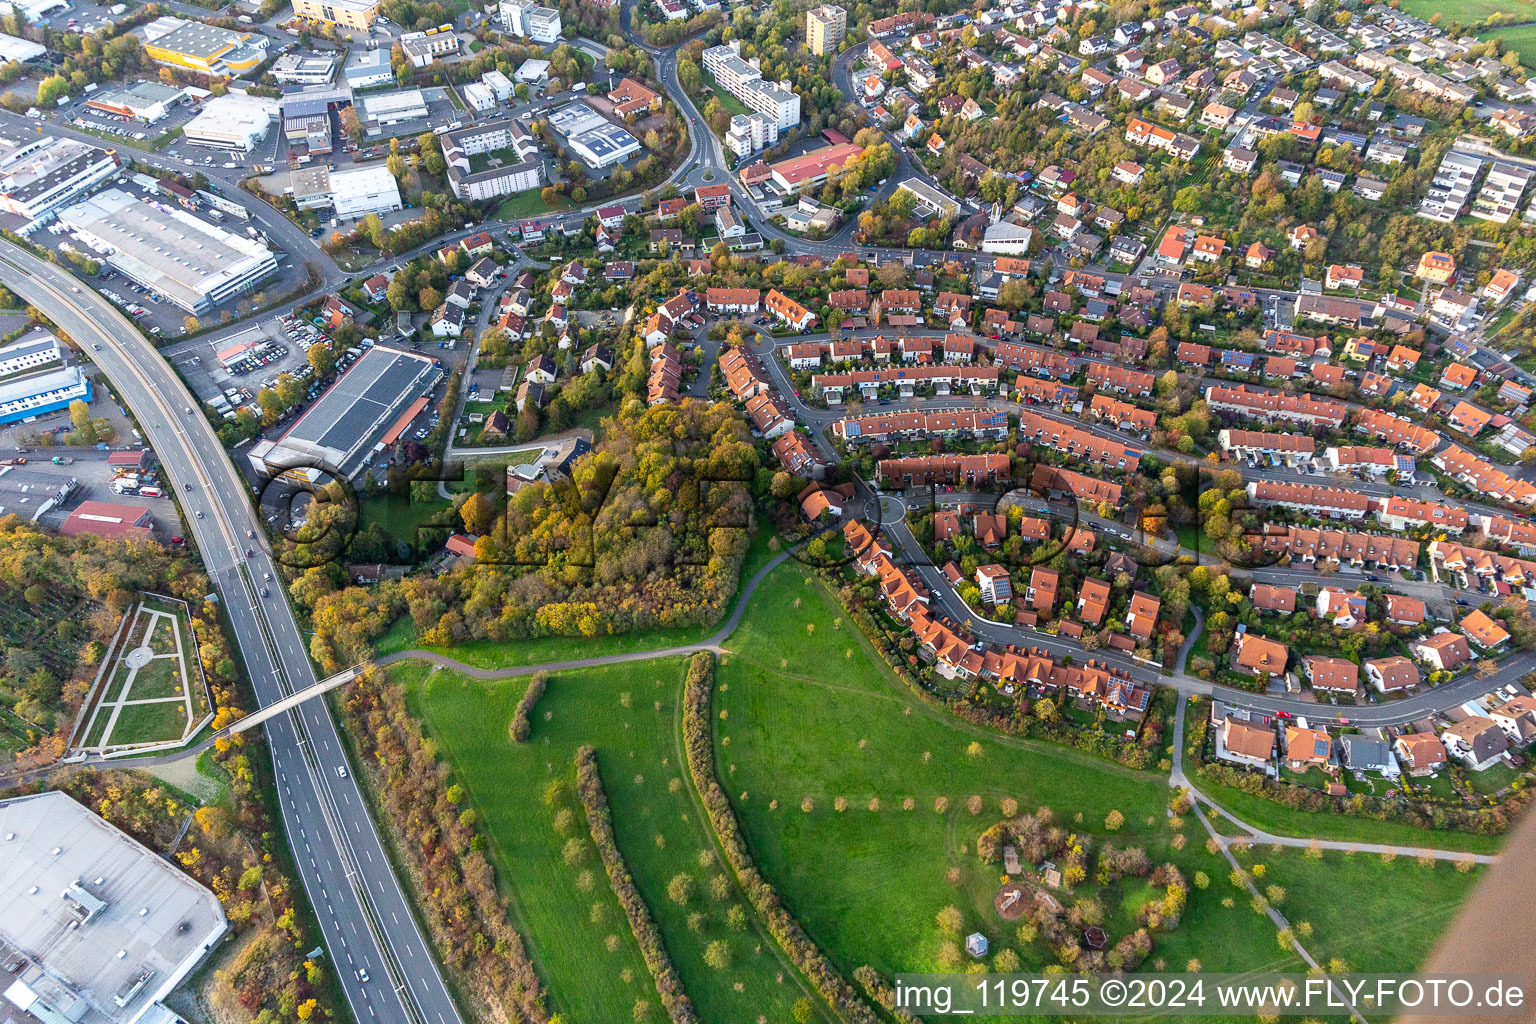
[702,41,800,130]
[806,4,845,56]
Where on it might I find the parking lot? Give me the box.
[64,94,205,155]
[171,314,329,406]
[32,0,127,38]
[25,177,312,337]
[0,446,175,528]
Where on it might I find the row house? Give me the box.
[1431,540,1536,589]
[998,341,1074,379]
[1378,496,1468,534]
[1261,526,1420,570]
[1124,118,1201,160]
[743,391,794,438]
[1218,429,1315,464]
[1245,481,1371,520]
[876,453,1012,489]
[765,289,815,330]
[1478,514,1536,556]
[831,408,1008,444]
[1263,328,1330,358]
[812,365,1001,401]
[705,287,761,314]
[1015,375,1080,407]
[1324,445,1411,479]
[1433,446,1536,505]
[784,344,824,370]
[1204,385,1348,429]
[1085,361,1154,398]
[1353,408,1441,453]
[648,344,681,405]
[1016,409,1142,472]
[1089,394,1155,433]
[1030,463,1123,508]
[717,345,770,401]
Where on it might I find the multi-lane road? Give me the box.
[0,240,459,1024]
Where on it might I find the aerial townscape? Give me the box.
[4,0,1536,1019]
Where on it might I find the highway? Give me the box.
[0,240,461,1024]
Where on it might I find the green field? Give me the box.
[1483,24,1536,67]
[397,657,827,1024]
[713,565,1303,990]
[1246,847,1481,974]
[1405,0,1534,24]
[392,555,1505,1022]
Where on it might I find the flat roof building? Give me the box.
[344,49,393,89]
[441,117,542,200]
[806,4,845,55]
[181,92,278,153]
[85,81,190,123]
[0,135,119,220]
[271,52,339,85]
[59,188,278,314]
[0,30,45,61]
[292,0,380,30]
[247,345,442,479]
[141,18,267,74]
[399,25,458,67]
[0,791,227,1024]
[568,122,641,168]
[330,162,402,220]
[360,89,427,135]
[0,330,90,426]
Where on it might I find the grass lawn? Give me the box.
[357,492,454,547]
[396,657,825,1024]
[1463,761,1520,796]
[374,530,783,668]
[1244,847,1482,973]
[715,564,1300,989]
[497,188,571,221]
[702,82,751,119]
[1189,775,1504,855]
[444,449,541,494]
[109,700,189,745]
[0,705,38,759]
[130,657,186,701]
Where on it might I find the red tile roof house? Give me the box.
[1411,631,1472,672]
[1393,733,1447,775]
[1305,655,1358,695]
[1364,655,1419,693]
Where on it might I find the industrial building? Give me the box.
[0,31,44,63]
[498,0,561,42]
[289,165,332,208]
[0,0,66,23]
[58,188,279,315]
[292,0,380,30]
[247,345,443,480]
[85,81,190,123]
[0,135,120,220]
[0,791,228,1024]
[399,26,458,67]
[344,49,393,89]
[567,122,641,168]
[330,162,402,219]
[360,89,428,135]
[140,17,268,75]
[805,4,845,55]
[442,118,542,200]
[702,40,800,130]
[0,330,91,426]
[182,93,278,153]
[271,52,339,85]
